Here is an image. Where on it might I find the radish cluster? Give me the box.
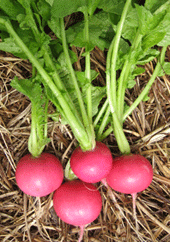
[15,142,153,241]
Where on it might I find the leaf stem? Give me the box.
[110,0,132,112]
[98,125,113,141]
[93,99,109,127]
[117,31,142,122]
[100,46,168,141]
[106,45,130,154]
[96,105,110,140]
[0,18,92,151]
[28,103,39,157]
[26,8,79,119]
[83,10,96,149]
[88,0,102,16]
[60,17,95,149]
[42,45,83,123]
[106,0,131,154]
[84,10,92,122]
[44,98,49,139]
[60,18,89,125]
[123,45,167,121]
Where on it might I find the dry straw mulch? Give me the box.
[0,46,170,242]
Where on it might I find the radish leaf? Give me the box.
[10,77,50,156]
[51,0,86,18]
[145,0,168,13]
[98,0,126,15]
[0,0,24,20]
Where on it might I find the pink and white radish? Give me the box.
[70,141,113,183]
[15,153,64,197]
[53,179,102,242]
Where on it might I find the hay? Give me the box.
[0,45,170,242]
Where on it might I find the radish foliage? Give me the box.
[0,0,169,153]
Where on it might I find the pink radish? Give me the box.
[53,180,102,242]
[70,141,113,183]
[106,154,153,194]
[106,154,153,226]
[15,153,64,197]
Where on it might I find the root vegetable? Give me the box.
[15,153,64,197]
[70,141,113,183]
[53,180,102,242]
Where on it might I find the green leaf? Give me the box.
[75,80,106,117]
[53,53,105,119]
[143,94,150,102]
[0,27,39,59]
[51,0,86,18]
[90,86,106,116]
[127,79,136,89]
[135,7,165,34]
[98,0,126,15]
[11,76,50,156]
[17,0,31,9]
[49,39,63,58]
[127,67,145,89]
[66,11,111,50]
[45,0,54,6]
[148,11,166,30]
[135,4,153,35]
[37,0,51,21]
[11,77,43,102]
[137,48,160,65]
[0,0,24,20]
[156,9,170,46]
[132,67,145,76]
[88,0,102,15]
[0,37,23,56]
[135,3,170,47]
[158,62,170,76]
[121,7,138,42]
[145,0,169,13]
[116,39,130,70]
[76,70,99,87]
[142,31,166,50]
[10,77,46,129]
[48,16,61,39]
[123,3,169,46]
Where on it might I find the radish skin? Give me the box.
[15,153,64,197]
[53,180,102,241]
[106,154,153,230]
[106,154,153,194]
[70,142,113,183]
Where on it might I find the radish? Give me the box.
[106,154,153,227]
[53,180,102,242]
[15,153,64,197]
[106,154,153,194]
[70,141,113,183]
